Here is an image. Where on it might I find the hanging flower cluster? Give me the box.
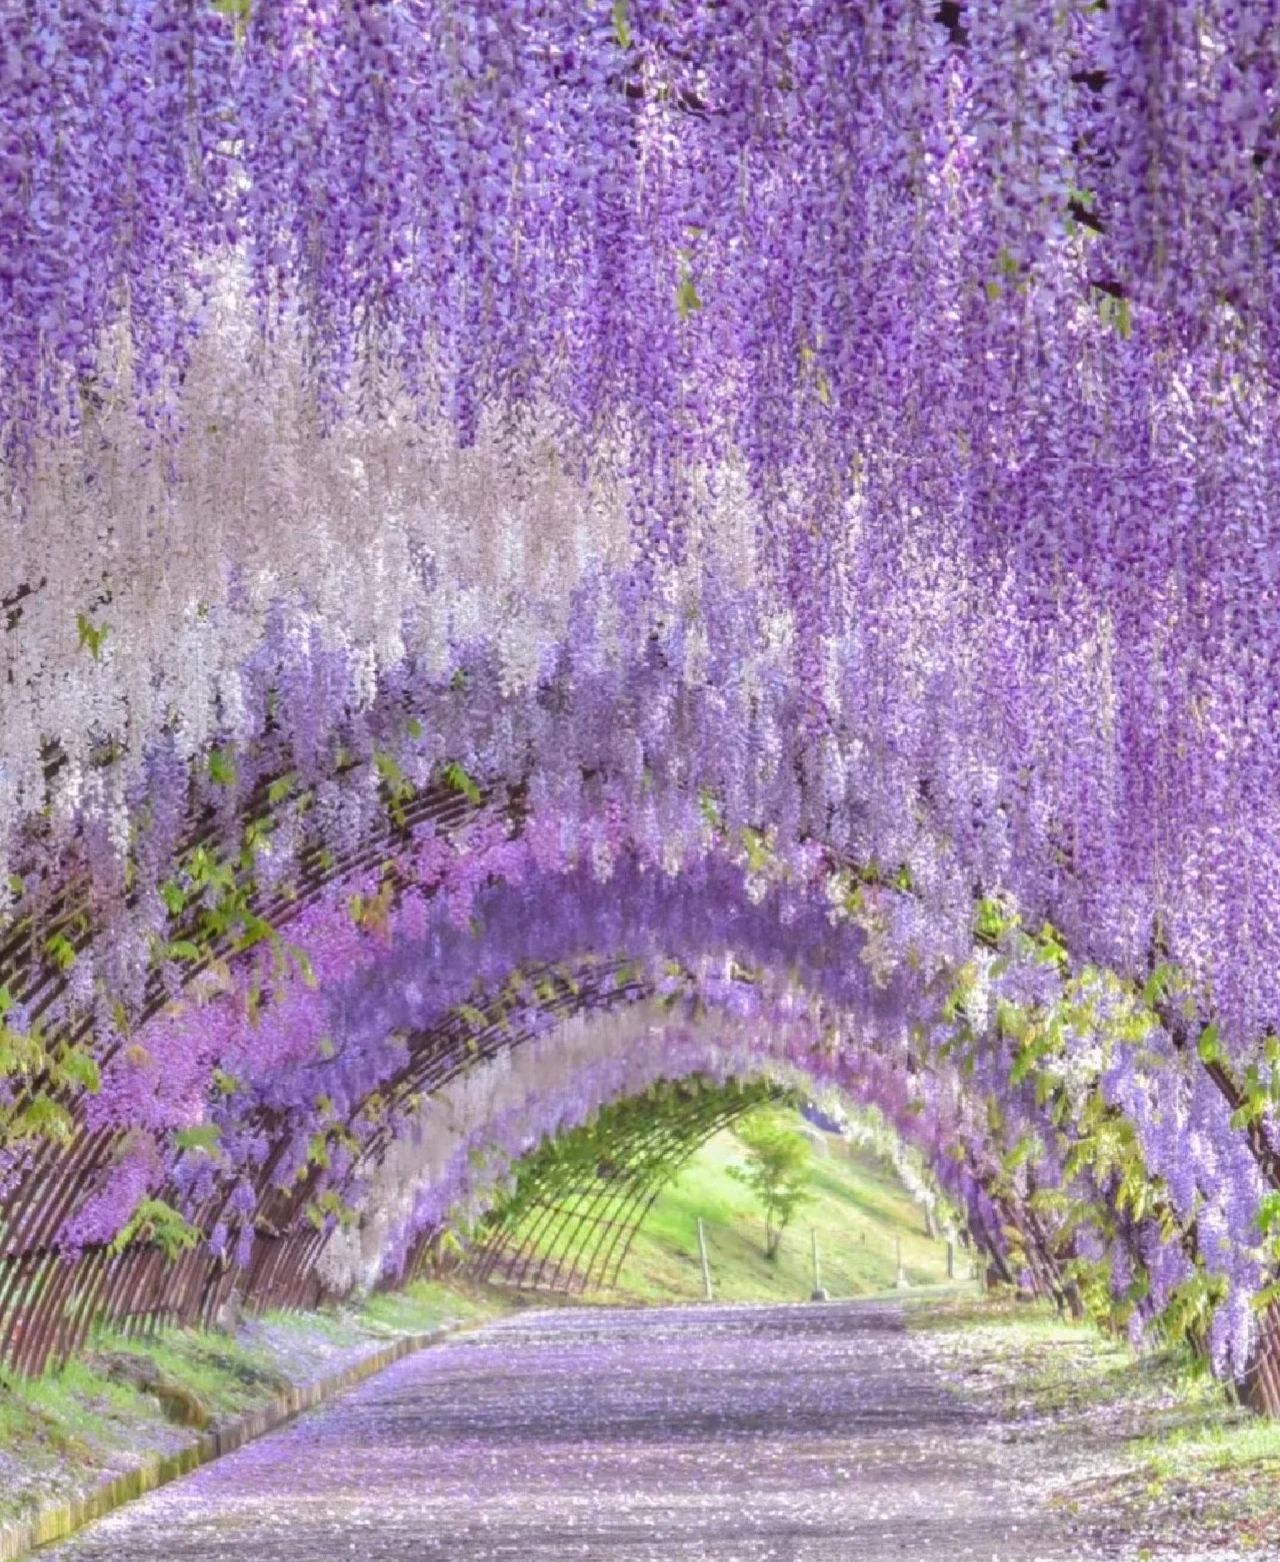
[2,2,1280,1396]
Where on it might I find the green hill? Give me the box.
[607,1122,962,1305]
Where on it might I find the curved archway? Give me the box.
[463,1077,790,1296]
[1,8,1279,1434]
[1,812,1273,1409]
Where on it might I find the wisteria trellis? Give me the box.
[2,0,1280,1407]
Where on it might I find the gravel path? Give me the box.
[37,1300,1158,1561]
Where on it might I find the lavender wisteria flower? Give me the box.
[2,1,1280,1400]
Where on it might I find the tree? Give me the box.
[728,1110,814,1262]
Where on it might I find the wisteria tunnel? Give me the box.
[5,7,1280,1542]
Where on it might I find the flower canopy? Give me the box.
[2,1,1280,1400]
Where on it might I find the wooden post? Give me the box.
[809,1228,828,1301]
[1242,1301,1280,1418]
[697,1218,713,1302]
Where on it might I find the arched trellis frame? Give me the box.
[464,1076,786,1296]
[0,918,964,1380]
[0,787,921,1372]
[1,0,1280,1449]
[2,776,1279,1412]
[0,776,499,1377]
[0,953,641,1375]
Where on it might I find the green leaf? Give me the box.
[742,827,771,874]
[12,1095,74,1144]
[375,749,409,792]
[234,913,276,953]
[110,1198,200,1259]
[76,613,110,661]
[57,1048,101,1094]
[1196,1021,1223,1066]
[1230,1097,1267,1131]
[975,897,1009,943]
[211,0,252,38]
[1096,289,1133,340]
[267,771,296,807]
[1143,962,1179,1009]
[442,761,483,806]
[287,942,317,988]
[612,0,631,48]
[208,747,237,787]
[173,1123,222,1153]
[375,750,413,825]
[44,931,77,971]
[1257,1192,1280,1237]
[676,272,703,321]
[1009,1033,1051,1087]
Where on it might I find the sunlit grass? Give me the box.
[604,1126,964,1305]
[359,1276,498,1334]
[910,1290,1280,1552]
[1137,1411,1280,1477]
[0,1278,512,1527]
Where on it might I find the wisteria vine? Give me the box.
[2,1,1280,1405]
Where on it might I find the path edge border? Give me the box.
[0,1323,457,1561]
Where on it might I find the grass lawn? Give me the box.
[0,1277,508,1528]
[605,1122,960,1305]
[907,1292,1280,1556]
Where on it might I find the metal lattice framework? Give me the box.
[465,1077,783,1296]
[0,948,649,1376]
[0,770,922,1380]
[0,778,500,1376]
[3,759,1280,1417]
[6,0,1280,1425]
